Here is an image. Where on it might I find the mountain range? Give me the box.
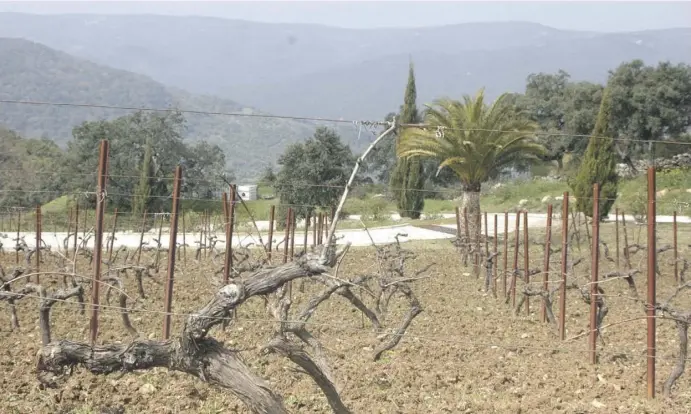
[0,12,689,176]
[0,36,345,178]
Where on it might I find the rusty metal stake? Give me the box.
[523,211,529,315]
[503,211,509,298]
[317,213,323,245]
[559,192,570,341]
[162,165,183,340]
[267,205,275,263]
[90,139,109,345]
[228,185,236,277]
[455,206,462,240]
[541,204,553,323]
[36,205,41,283]
[303,211,310,253]
[73,202,79,254]
[222,192,231,284]
[493,214,498,296]
[484,211,489,257]
[510,211,520,307]
[615,207,620,269]
[622,211,631,270]
[289,208,295,261]
[589,183,600,364]
[66,208,72,254]
[155,212,163,268]
[108,208,118,262]
[312,213,317,246]
[136,210,147,266]
[181,209,187,268]
[673,211,678,283]
[283,208,292,264]
[15,209,20,265]
[646,167,656,399]
[463,207,470,267]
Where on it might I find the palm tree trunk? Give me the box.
[460,184,482,273]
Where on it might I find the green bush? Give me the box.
[361,196,391,221]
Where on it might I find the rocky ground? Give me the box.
[1,225,690,413]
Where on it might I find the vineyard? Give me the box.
[1,145,691,413]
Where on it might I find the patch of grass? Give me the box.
[482,179,568,212]
[481,168,691,215]
[613,168,691,216]
[41,195,77,214]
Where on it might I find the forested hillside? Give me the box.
[0,37,336,176]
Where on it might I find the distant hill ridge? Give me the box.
[0,13,688,120]
[0,36,349,179]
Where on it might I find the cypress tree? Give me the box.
[570,87,619,220]
[390,61,425,219]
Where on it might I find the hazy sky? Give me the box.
[0,1,689,32]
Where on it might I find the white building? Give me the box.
[236,185,258,201]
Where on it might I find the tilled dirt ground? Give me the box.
[1,234,690,414]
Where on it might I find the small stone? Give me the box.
[139,383,156,395]
[591,399,606,408]
[521,333,529,339]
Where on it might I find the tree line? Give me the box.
[0,110,231,212]
[270,58,690,231]
[2,58,689,229]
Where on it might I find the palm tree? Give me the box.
[397,88,544,242]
